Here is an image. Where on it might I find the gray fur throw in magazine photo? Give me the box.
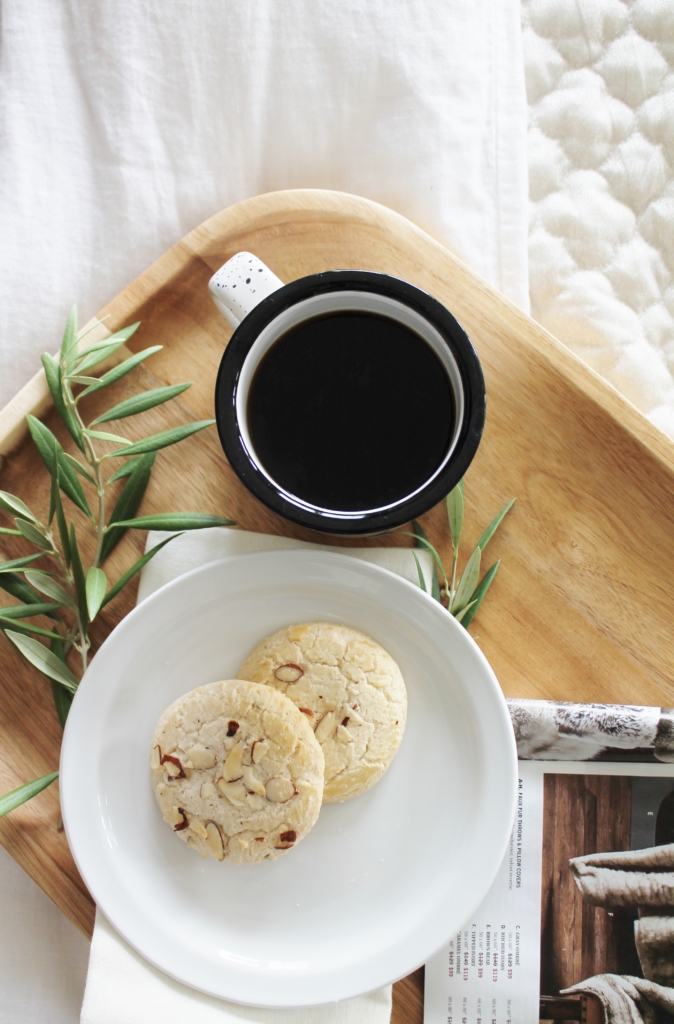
[424,699,674,1024]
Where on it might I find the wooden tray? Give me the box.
[2,189,674,1022]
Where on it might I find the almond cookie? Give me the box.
[150,679,324,864]
[237,622,407,803]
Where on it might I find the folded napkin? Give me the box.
[80,528,434,1024]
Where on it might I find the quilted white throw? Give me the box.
[522,0,674,436]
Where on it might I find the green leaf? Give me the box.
[107,455,148,483]
[0,489,37,522]
[68,376,101,386]
[0,772,59,817]
[24,571,73,605]
[15,518,52,550]
[85,567,107,621]
[454,599,478,624]
[83,429,132,445]
[393,531,449,591]
[459,561,500,629]
[0,554,45,574]
[102,420,216,459]
[452,544,481,613]
[446,481,464,552]
[63,453,96,484]
[411,519,429,547]
[59,306,78,363]
[73,322,141,374]
[91,382,192,424]
[476,499,516,552]
[55,486,71,567]
[101,533,180,607]
[0,527,21,536]
[5,630,78,692]
[100,452,155,562]
[0,618,65,641]
[25,415,92,519]
[0,572,54,611]
[112,513,236,531]
[68,524,89,627]
[412,552,427,592]
[48,447,59,525]
[50,638,74,726]
[78,346,163,398]
[0,601,65,619]
[41,353,85,452]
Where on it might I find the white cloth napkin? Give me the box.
[0,0,529,411]
[80,529,433,1024]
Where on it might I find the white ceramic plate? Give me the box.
[60,550,517,1007]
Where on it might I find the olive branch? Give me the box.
[400,479,515,628]
[0,308,235,815]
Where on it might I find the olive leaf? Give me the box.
[24,571,73,606]
[90,383,192,425]
[85,567,107,621]
[460,561,500,628]
[0,490,38,522]
[0,619,65,641]
[63,453,96,484]
[112,513,236,531]
[476,498,516,551]
[78,346,162,398]
[454,599,478,624]
[394,531,449,592]
[59,306,78,364]
[412,519,442,603]
[446,480,464,551]
[15,518,52,550]
[412,552,427,593]
[69,524,89,627]
[83,429,132,446]
[0,527,21,536]
[5,630,78,692]
[0,601,66,619]
[451,544,481,613]
[0,554,45,574]
[100,452,155,562]
[0,571,53,610]
[103,421,216,459]
[72,323,140,375]
[41,353,84,451]
[49,637,74,726]
[0,772,59,818]
[107,455,148,483]
[26,416,92,519]
[101,533,180,608]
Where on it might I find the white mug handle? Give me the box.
[208,252,284,329]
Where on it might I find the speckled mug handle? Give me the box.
[208,252,284,329]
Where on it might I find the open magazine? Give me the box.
[424,700,674,1024]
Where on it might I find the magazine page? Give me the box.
[424,702,674,1024]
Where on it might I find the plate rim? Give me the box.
[60,549,517,1007]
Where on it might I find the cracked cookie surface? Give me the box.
[238,622,407,802]
[150,679,324,864]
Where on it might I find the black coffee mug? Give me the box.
[210,252,485,536]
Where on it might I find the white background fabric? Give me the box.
[522,0,674,437]
[0,0,529,413]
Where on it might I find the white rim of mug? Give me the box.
[235,290,465,517]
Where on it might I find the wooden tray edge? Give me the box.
[2,190,673,479]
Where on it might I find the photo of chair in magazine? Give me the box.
[424,700,674,1024]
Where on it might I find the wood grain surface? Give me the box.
[2,189,674,1021]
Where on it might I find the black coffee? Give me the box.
[247,312,455,512]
